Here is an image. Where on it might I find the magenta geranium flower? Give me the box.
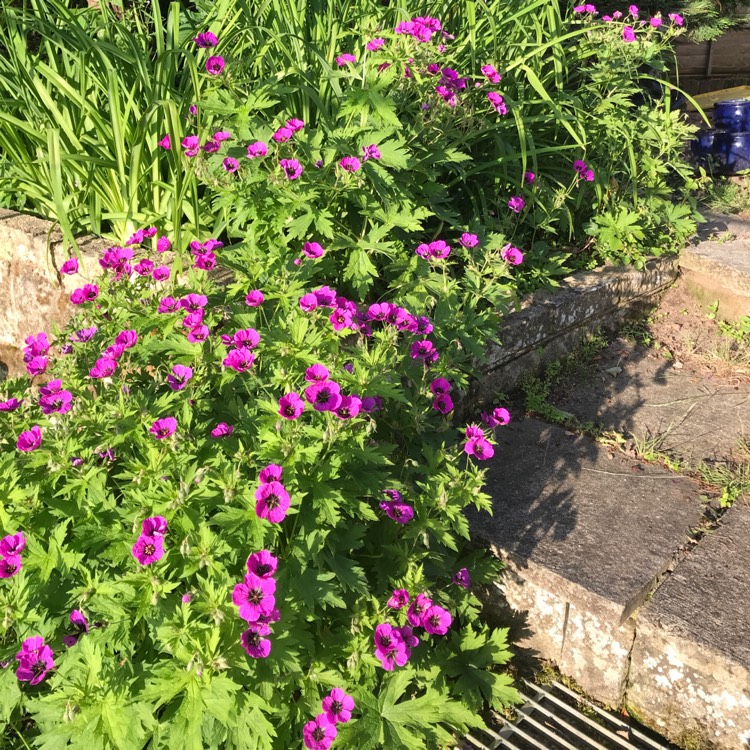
[272,126,293,143]
[158,134,171,150]
[89,357,117,379]
[465,424,484,439]
[305,364,329,382]
[334,395,362,420]
[339,156,361,172]
[134,259,154,276]
[60,257,79,275]
[432,394,454,414]
[407,593,433,627]
[387,589,410,609]
[16,636,54,685]
[0,555,21,578]
[481,63,501,83]
[132,533,164,565]
[410,339,437,361]
[299,293,318,312]
[623,26,636,42]
[115,330,138,349]
[246,549,278,578]
[366,38,385,51]
[573,159,587,174]
[583,168,595,182]
[335,53,357,66]
[422,604,452,635]
[508,195,525,213]
[187,325,210,343]
[459,232,479,248]
[142,516,168,537]
[247,141,268,158]
[482,406,511,427]
[223,347,256,372]
[158,296,180,313]
[669,12,684,25]
[231,328,260,349]
[0,398,23,412]
[223,157,239,173]
[25,356,48,377]
[245,290,264,306]
[232,572,276,621]
[255,481,291,523]
[362,144,381,161]
[501,245,524,265]
[211,422,234,438]
[72,326,97,343]
[487,91,507,115]
[453,568,471,589]
[205,55,225,74]
[302,241,324,259]
[193,31,218,47]
[303,714,337,750]
[180,293,208,311]
[379,500,414,524]
[280,158,303,180]
[524,171,536,184]
[259,464,283,484]
[429,377,451,395]
[286,118,305,132]
[39,389,73,415]
[150,417,177,439]
[278,392,305,420]
[156,235,171,252]
[23,332,49,358]
[304,381,342,412]
[17,426,42,452]
[0,532,25,557]
[322,688,355,724]
[373,623,408,671]
[152,266,171,281]
[464,436,495,460]
[62,610,89,647]
[103,343,125,361]
[241,622,272,659]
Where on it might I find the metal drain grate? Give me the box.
[463,680,675,750]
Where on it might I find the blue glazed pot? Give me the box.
[712,131,750,174]
[691,129,715,159]
[713,99,750,134]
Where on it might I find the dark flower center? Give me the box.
[338,408,350,417]
[312,727,326,741]
[284,405,297,416]
[380,635,391,648]
[474,444,486,457]
[265,494,280,509]
[429,614,441,627]
[31,659,46,676]
[248,588,263,604]
[330,700,343,715]
[143,543,155,556]
[246,632,260,647]
[255,564,272,576]
[392,507,403,518]
[5,563,17,574]
[315,389,331,404]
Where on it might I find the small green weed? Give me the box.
[703,177,750,216]
[718,315,750,344]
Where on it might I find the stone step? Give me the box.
[681,221,750,321]
[627,501,750,749]
[470,418,705,706]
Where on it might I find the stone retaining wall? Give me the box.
[0,210,106,376]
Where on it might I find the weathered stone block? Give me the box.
[627,503,750,749]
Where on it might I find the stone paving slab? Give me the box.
[627,500,750,749]
[470,418,705,704]
[552,349,750,466]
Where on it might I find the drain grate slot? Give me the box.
[460,680,675,750]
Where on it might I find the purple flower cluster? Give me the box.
[38,379,73,415]
[395,16,442,43]
[132,516,168,566]
[574,160,595,182]
[16,636,54,686]
[501,244,524,266]
[488,91,507,115]
[0,532,25,579]
[430,376,453,414]
[376,589,452,668]
[255,465,291,523]
[463,424,496,460]
[17,425,42,452]
[125,226,157,246]
[415,239,451,260]
[189,237,223,272]
[234,550,279,659]
[576,5,683,32]
[379,489,414,524]
[70,283,99,305]
[23,331,50,376]
[303,688,355,749]
[481,406,511,428]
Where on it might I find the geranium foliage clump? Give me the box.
[0,215,518,745]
